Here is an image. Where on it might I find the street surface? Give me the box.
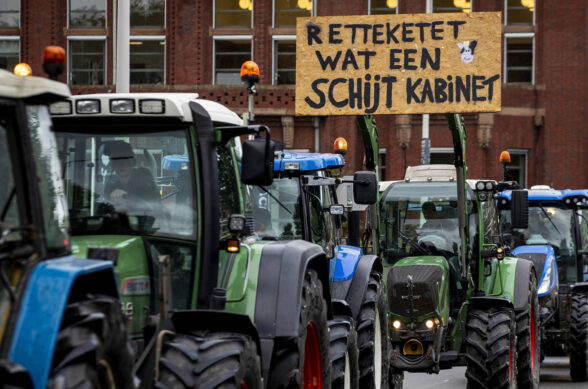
[404,357,586,388]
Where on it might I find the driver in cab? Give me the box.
[420,201,453,232]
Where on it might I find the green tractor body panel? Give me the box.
[481,256,517,303]
[71,235,150,338]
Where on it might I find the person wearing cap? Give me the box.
[103,140,159,213]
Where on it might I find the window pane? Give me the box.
[507,0,533,25]
[130,40,165,84]
[215,40,251,85]
[69,40,105,85]
[70,0,106,28]
[433,0,470,13]
[275,0,311,28]
[506,37,532,84]
[430,152,455,164]
[371,0,396,15]
[0,40,19,70]
[0,0,19,28]
[504,153,527,187]
[275,40,295,85]
[131,0,165,28]
[216,0,251,28]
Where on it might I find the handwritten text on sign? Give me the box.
[295,12,501,115]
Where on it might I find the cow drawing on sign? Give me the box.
[457,41,477,64]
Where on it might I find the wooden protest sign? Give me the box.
[295,12,501,116]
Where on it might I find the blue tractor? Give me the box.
[247,151,393,388]
[498,186,588,381]
[0,65,133,388]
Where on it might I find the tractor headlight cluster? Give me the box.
[393,320,402,330]
[425,319,435,329]
[475,181,497,202]
[537,262,553,295]
[564,196,587,206]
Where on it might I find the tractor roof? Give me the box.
[51,93,243,126]
[274,152,344,172]
[0,68,70,101]
[499,186,588,204]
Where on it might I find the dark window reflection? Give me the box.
[130,40,165,84]
[69,40,105,85]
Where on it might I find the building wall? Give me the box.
[16,0,588,188]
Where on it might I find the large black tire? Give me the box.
[357,271,389,389]
[329,317,359,389]
[156,331,262,389]
[465,308,517,389]
[48,294,135,388]
[569,292,588,381]
[515,271,540,389]
[387,367,403,389]
[267,268,330,389]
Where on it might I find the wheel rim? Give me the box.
[304,321,323,389]
[530,304,536,372]
[240,380,249,389]
[344,351,351,389]
[97,359,117,389]
[374,308,382,389]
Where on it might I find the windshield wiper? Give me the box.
[537,202,560,234]
[257,186,292,215]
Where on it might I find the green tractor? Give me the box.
[380,114,541,388]
[51,94,333,388]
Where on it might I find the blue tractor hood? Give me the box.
[274,152,344,172]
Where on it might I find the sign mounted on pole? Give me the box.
[295,12,502,116]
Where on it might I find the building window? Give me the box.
[379,148,387,181]
[506,0,534,25]
[504,34,533,84]
[505,149,527,188]
[430,147,455,165]
[0,38,19,70]
[273,38,295,85]
[131,0,165,28]
[130,38,165,84]
[69,0,106,28]
[274,0,311,28]
[215,0,252,28]
[432,0,471,13]
[0,1,19,28]
[370,0,397,14]
[214,38,252,85]
[68,39,105,85]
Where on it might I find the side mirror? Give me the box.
[353,171,377,205]
[510,190,529,229]
[241,128,274,186]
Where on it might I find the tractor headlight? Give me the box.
[392,320,402,330]
[537,263,553,295]
[425,319,435,329]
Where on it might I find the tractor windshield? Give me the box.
[381,181,462,264]
[56,129,197,239]
[500,205,578,283]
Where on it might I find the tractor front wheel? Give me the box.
[569,292,588,381]
[329,316,359,389]
[48,294,134,389]
[465,307,517,389]
[516,270,540,389]
[157,331,262,388]
[267,268,330,389]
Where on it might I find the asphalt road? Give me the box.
[403,357,586,388]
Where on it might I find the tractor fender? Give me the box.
[331,254,382,319]
[254,239,332,339]
[331,245,363,282]
[469,296,514,310]
[8,256,118,389]
[571,282,588,294]
[513,257,537,312]
[331,298,353,319]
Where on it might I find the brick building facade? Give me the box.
[4,0,587,188]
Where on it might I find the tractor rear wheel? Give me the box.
[267,268,330,389]
[516,271,540,389]
[156,331,262,388]
[357,272,389,389]
[49,294,134,389]
[465,308,517,389]
[569,292,588,381]
[329,316,359,389]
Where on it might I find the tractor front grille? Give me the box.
[387,265,443,317]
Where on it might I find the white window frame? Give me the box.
[430,147,455,165]
[272,35,295,85]
[504,0,535,26]
[506,148,528,188]
[368,0,399,15]
[67,36,107,85]
[212,35,253,85]
[129,35,167,85]
[504,32,535,85]
[272,0,315,28]
[378,147,387,180]
[67,0,106,29]
[213,0,254,29]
